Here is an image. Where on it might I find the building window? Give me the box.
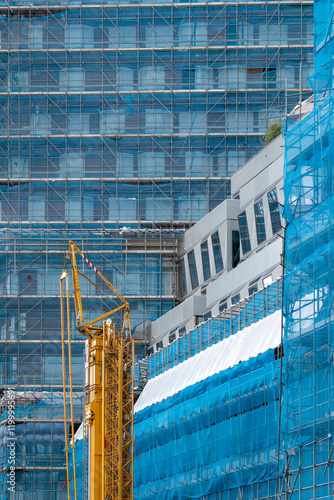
[253,111,259,132]
[156,340,163,351]
[238,211,251,255]
[274,344,284,360]
[195,315,204,325]
[266,67,277,89]
[208,111,225,133]
[178,326,186,338]
[208,24,226,45]
[187,250,199,290]
[232,230,240,268]
[147,347,154,357]
[178,258,187,297]
[19,271,38,295]
[203,310,212,322]
[169,329,177,343]
[201,240,211,281]
[182,69,195,89]
[231,293,241,304]
[29,195,45,221]
[134,344,145,358]
[267,188,281,235]
[248,280,258,296]
[263,274,273,288]
[246,68,264,88]
[219,299,228,312]
[211,231,223,273]
[254,198,266,245]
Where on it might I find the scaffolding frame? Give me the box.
[0,0,314,496]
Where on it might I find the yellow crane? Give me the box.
[60,240,134,500]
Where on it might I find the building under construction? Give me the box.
[132,0,334,498]
[0,0,316,497]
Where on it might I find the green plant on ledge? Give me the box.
[261,120,282,146]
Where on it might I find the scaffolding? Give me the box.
[280,0,334,497]
[0,0,314,496]
[132,310,283,500]
[0,388,83,498]
[143,278,282,382]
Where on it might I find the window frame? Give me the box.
[200,239,211,282]
[254,198,266,245]
[267,188,282,235]
[187,249,199,290]
[237,210,251,255]
[178,257,187,296]
[211,231,224,273]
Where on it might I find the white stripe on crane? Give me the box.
[82,254,99,274]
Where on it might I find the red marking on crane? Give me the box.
[82,254,99,274]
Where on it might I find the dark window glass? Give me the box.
[254,198,266,245]
[47,194,65,222]
[173,153,185,176]
[238,211,251,255]
[134,344,145,357]
[178,326,186,338]
[195,315,204,325]
[19,271,38,295]
[287,25,300,43]
[201,240,211,281]
[203,311,212,322]
[86,70,102,90]
[89,113,100,134]
[147,347,154,357]
[169,329,177,343]
[182,69,195,89]
[211,231,223,273]
[178,258,187,296]
[156,340,163,351]
[248,283,258,296]
[208,24,226,45]
[267,188,281,234]
[219,299,228,312]
[246,67,264,86]
[231,293,240,304]
[266,67,277,89]
[44,23,65,49]
[232,230,240,268]
[274,344,284,360]
[253,111,259,132]
[187,250,199,289]
[208,111,225,133]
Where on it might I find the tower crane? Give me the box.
[60,240,134,500]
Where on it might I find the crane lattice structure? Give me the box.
[60,240,133,500]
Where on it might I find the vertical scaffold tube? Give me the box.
[66,273,78,500]
[60,273,70,500]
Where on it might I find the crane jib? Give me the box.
[82,254,99,274]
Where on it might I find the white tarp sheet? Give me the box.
[135,310,282,413]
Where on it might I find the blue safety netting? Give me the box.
[0,392,82,497]
[146,279,282,380]
[69,440,84,499]
[0,0,314,496]
[134,349,282,499]
[281,0,334,495]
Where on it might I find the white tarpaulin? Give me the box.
[135,310,282,413]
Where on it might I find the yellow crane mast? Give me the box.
[60,240,134,500]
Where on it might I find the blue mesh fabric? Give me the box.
[134,350,282,499]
